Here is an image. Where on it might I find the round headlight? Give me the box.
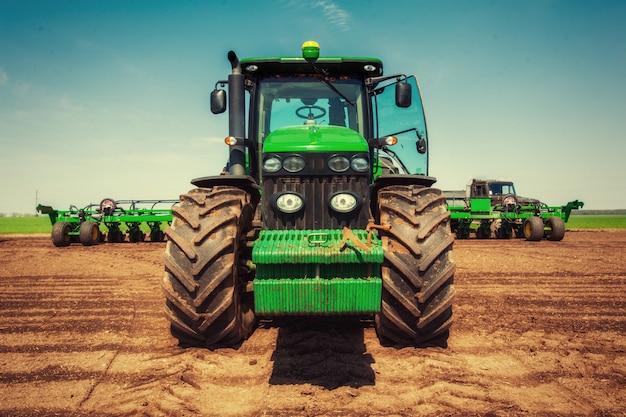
[351,156,369,172]
[263,156,282,173]
[275,193,304,213]
[329,192,358,213]
[283,155,306,173]
[328,155,350,172]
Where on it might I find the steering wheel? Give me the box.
[296,105,326,121]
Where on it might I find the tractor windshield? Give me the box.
[488,182,516,195]
[256,75,366,142]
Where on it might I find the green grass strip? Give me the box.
[0,217,52,234]
[566,214,626,229]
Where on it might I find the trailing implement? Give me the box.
[37,199,178,246]
[163,41,455,348]
[445,179,583,241]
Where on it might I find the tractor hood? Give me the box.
[263,125,368,153]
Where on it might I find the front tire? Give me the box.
[523,216,544,241]
[375,185,456,347]
[51,221,72,247]
[79,221,100,246]
[545,216,565,241]
[162,187,256,348]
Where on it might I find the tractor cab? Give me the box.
[210,41,430,182]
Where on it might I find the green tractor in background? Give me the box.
[162,41,456,348]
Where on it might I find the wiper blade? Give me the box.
[319,76,354,107]
[312,65,354,107]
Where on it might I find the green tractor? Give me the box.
[162,41,455,348]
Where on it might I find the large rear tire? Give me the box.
[375,185,456,347]
[162,187,256,348]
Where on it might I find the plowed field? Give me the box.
[0,231,624,416]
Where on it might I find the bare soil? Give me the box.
[0,231,624,417]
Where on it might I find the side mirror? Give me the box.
[396,81,412,108]
[211,89,227,114]
[416,136,426,154]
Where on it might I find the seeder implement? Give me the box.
[448,198,584,241]
[445,179,584,241]
[37,198,178,246]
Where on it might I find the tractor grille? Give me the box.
[262,175,371,230]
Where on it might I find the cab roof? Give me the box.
[239,56,383,77]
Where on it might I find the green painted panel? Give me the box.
[263,125,368,153]
[254,277,382,315]
[470,198,492,213]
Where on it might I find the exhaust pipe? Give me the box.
[227,51,246,176]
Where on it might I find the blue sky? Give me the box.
[1,0,625,214]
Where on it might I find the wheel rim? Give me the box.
[524,221,532,237]
[91,224,99,241]
[62,224,71,243]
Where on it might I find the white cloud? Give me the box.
[314,0,352,31]
[284,0,352,32]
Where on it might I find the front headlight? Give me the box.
[274,192,304,214]
[282,155,306,173]
[351,156,369,172]
[328,155,350,172]
[328,192,359,213]
[263,156,282,173]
